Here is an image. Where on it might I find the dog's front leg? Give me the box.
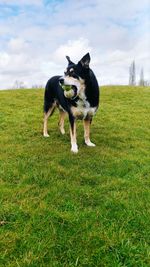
[83,119,95,147]
[69,115,78,153]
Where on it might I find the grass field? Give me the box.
[0,86,150,267]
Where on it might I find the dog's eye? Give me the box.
[69,68,75,74]
[69,68,74,72]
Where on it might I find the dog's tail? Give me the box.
[43,80,56,113]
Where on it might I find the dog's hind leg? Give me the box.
[83,119,96,147]
[58,110,66,135]
[43,104,55,137]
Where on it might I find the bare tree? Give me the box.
[144,80,150,86]
[31,84,44,89]
[12,80,25,89]
[139,68,145,86]
[129,61,136,86]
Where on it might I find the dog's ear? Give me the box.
[79,53,91,68]
[66,56,74,65]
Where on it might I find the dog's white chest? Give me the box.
[71,99,97,119]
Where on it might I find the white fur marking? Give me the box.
[85,141,96,147]
[71,143,78,153]
[72,99,97,119]
[44,133,50,137]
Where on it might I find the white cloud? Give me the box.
[53,38,92,63]
[0,0,150,89]
[0,52,9,67]
[7,38,29,54]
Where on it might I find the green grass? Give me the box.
[0,86,150,267]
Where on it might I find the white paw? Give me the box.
[85,141,96,147]
[43,133,49,137]
[60,128,65,135]
[71,144,78,153]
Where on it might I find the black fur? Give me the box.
[44,75,69,113]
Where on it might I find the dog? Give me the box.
[43,53,99,153]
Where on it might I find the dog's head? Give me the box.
[59,53,91,98]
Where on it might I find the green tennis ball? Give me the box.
[61,85,72,91]
[64,89,75,98]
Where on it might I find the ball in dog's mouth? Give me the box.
[61,84,72,91]
[61,84,78,99]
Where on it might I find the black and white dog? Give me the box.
[43,53,99,153]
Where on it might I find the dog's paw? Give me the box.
[43,133,49,137]
[60,128,65,135]
[71,144,78,153]
[85,141,96,147]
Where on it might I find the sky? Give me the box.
[0,0,150,89]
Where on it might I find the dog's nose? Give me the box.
[59,77,64,85]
